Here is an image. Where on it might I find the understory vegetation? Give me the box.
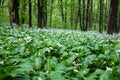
[0,24,120,80]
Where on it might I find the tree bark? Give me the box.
[89,0,93,30]
[64,0,67,28]
[99,0,104,32]
[21,0,26,24]
[82,0,86,31]
[85,0,90,31]
[9,0,13,27]
[29,0,32,27]
[13,0,19,25]
[58,0,65,23]
[50,0,53,27]
[104,0,109,31]
[0,0,4,12]
[75,0,81,30]
[108,0,119,34]
[37,0,46,28]
[43,0,47,27]
[70,0,74,29]
[38,0,42,28]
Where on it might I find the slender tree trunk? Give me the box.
[0,0,2,11]
[108,0,119,34]
[64,0,67,28]
[104,0,109,31]
[33,0,37,18]
[75,0,81,30]
[118,10,120,32]
[82,0,86,31]
[50,0,53,27]
[12,0,19,25]
[41,0,44,27]
[43,0,47,27]
[21,0,26,24]
[94,3,99,30]
[70,0,74,28]
[99,0,103,32]
[9,0,13,27]
[15,0,19,24]
[79,0,82,30]
[38,0,42,28]
[29,0,32,27]
[0,0,4,12]
[58,0,65,23]
[118,15,120,32]
[37,0,45,28]
[85,0,90,31]
[75,10,79,30]
[88,0,93,30]
[0,0,1,5]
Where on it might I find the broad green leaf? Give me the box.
[34,57,43,70]
[78,69,90,77]
[49,71,66,80]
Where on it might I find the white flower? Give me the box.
[57,43,63,47]
[43,36,45,38]
[37,77,42,80]
[74,69,79,73]
[24,36,32,42]
[116,50,120,53]
[0,40,2,43]
[72,61,76,65]
[46,48,50,53]
[0,61,4,65]
[106,67,112,71]
[117,38,120,42]
[76,53,78,56]
[18,38,22,42]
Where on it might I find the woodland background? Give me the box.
[0,0,120,34]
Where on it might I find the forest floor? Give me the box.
[0,24,120,80]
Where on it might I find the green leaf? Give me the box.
[99,71,112,80]
[84,73,98,80]
[55,63,67,71]
[34,57,43,70]
[78,69,90,77]
[82,54,96,68]
[49,71,66,80]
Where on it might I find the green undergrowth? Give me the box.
[0,25,120,80]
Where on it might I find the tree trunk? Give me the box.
[75,0,81,30]
[0,0,4,12]
[104,0,109,31]
[50,0,53,27]
[64,0,67,28]
[99,0,103,33]
[9,0,13,27]
[108,0,119,34]
[70,0,74,29]
[118,10,120,32]
[37,0,46,28]
[58,0,65,24]
[38,0,42,28]
[89,0,93,30]
[85,0,90,31]
[33,0,37,18]
[82,0,86,31]
[43,0,47,27]
[21,0,26,24]
[29,0,32,27]
[13,0,19,25]
[0,0,1,5]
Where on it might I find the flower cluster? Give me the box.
[106,66,112,71]
[24,36,32,42]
